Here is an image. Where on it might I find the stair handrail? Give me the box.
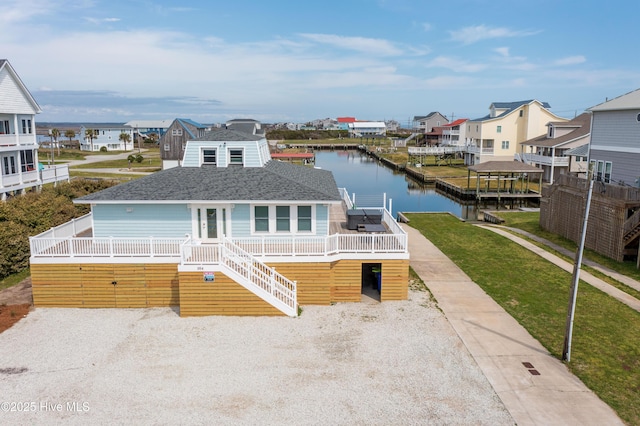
[220,237,297,316]
[623,208,640,237]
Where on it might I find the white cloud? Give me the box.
[450,25,540,45]
[426,56,487,73]
[554,56,586,66]
[298,33,403,56]
[494,47,510,57]
[84,17,121,24]
[422,22,432,31]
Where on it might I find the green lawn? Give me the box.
[406,213,640,425]
[0,268,30,291]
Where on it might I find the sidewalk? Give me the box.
[402,223,624,426]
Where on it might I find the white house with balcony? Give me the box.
[519,112,591,183]
[441,118,469,147]
[29,128,409,317]
[0,59,69,201]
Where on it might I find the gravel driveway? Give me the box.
[0,289,513,425]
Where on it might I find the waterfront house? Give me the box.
[80,123,135,152]
[160,118,208,170]
[519,113,591,183]
[0,59,69,201]
[124,119,173,141]
[465,100,568,165]
[441,119,470,147]
[347,121,387,138]
[540,89,640,266]
[29,129,409,316]
[413,112,448,134]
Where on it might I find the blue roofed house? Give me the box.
[160,118,209,169]
[30,129,409,317]
[0,59,69,201]
[465,100,568,165]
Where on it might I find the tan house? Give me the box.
[465,100,568,165]
[520,113,591,183]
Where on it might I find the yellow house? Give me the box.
[465,100,568,165]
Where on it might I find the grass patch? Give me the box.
[500,211,640,282]
[406,212,640,425]
[0,268,30,291]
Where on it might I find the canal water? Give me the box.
[314,150,478,220]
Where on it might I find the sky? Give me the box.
[2,0,640,125]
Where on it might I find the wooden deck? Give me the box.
[329,202,390,234]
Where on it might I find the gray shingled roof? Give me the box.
[76,161,341,203]
[588,88,640,111]
[195,128,263,141]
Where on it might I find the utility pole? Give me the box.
[562,173,594,362]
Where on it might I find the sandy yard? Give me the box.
[0,289,513,425]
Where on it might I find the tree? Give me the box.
[85,129,97,151]
[119,132,131,151]
[50,128,61,157]
[64,129,76,149]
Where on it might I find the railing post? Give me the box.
[150,236,154,257]
[68,237,74,257]
[109,236,114,257]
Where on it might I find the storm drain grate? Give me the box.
[521,362,540,375]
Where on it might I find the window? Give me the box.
[172,128,183,136]
[604,161,612,183]
[519,110,524,117]
[21,119,32,134]
[2,156,16,175]
[164,144,170,151]
[637,113,640,122]
[501,141,509,150]
[0,120,9,134]
[297,206,312,231]
[596,160,604,181]
[20,150,34,171]
[229,149,243,166]
[254,206,269,232]
[202,149,217,165]
[497,125,502,133]
[276,206,290,231]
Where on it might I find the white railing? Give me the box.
[408,146,465,155]
[41,165,70,184]
[30,236,184,258]
[522,153,569,167]
[0,134,19,146]
[182,236,297,316]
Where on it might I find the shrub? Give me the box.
[135,154,143,163]
[0,179,118,279]
[99,146,108,152]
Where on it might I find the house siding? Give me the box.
[32,258,409,315]
[230,204,251,236]
[316,204,329,235]
[183,141,265,168]
[590,149,640,186]
[92,204,192,238]
[0,67,38,114]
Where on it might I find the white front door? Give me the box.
[194,206,228,242]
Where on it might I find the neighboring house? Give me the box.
[30,129,409,317]
[160,118,208,170]
[80,124,135,151]
[385,120,401,132]
[441,118,469,147]
[465,100,568,165]
[225,118,265,137]
[520,112,591,183]
[337,117,356,130]
[587,88,640,186]
[565,144,589,179]
[412,112,448,134]
[124,119,173,140]
[348,121,386,138]
[0,59,69,200]
[540,88,640,266]
[425,126,446,146]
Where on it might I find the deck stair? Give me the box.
[182,237,297,316]
[624,209,640,244]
